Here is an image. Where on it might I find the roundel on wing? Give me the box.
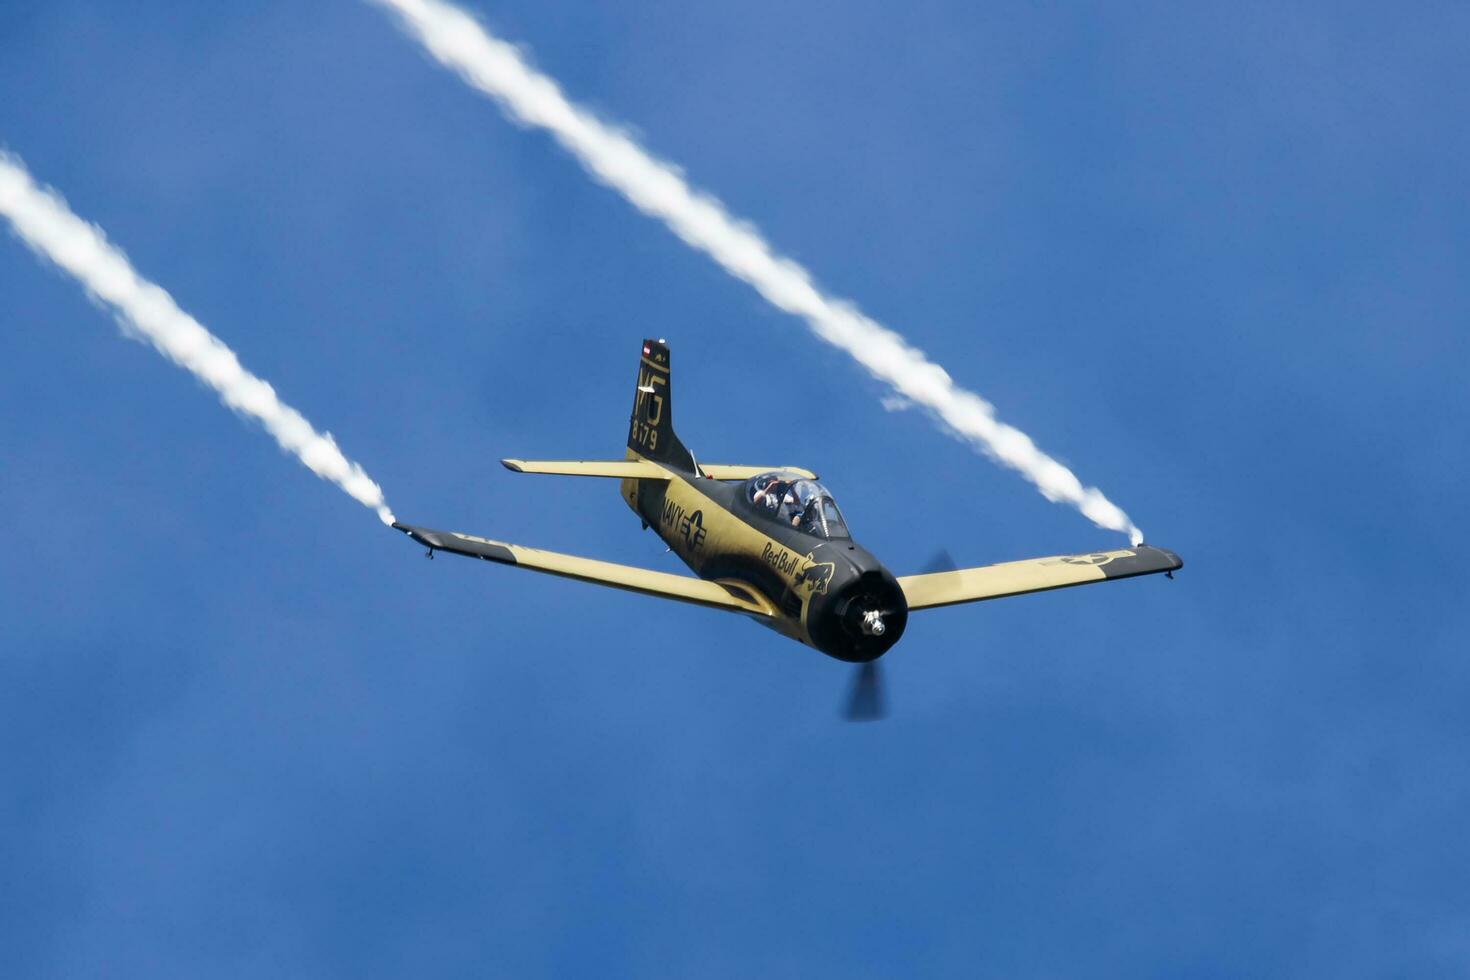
[1062,553,1116,567]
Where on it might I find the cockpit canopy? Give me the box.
[744,471,851,540]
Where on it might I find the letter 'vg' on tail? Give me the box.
[628,339,697,472]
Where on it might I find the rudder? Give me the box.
[627,338,696,472]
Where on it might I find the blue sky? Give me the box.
[2,1,1467,975]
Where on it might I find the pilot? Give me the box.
[752,476,784,514]
[798,497,825,536]
[783,482,812,527]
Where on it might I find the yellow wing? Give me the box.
[393,523,776,617]
[698,464,819,481]
[501,459,670,479]
[898,546,1181,611]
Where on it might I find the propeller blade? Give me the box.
[922,549,957,574]
[844,661,887,721]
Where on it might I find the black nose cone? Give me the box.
[808,567,908,663]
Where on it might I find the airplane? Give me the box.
[392,339,1181,719]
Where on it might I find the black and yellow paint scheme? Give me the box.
[393,339,1181,667]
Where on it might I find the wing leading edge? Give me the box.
[898,546,1182,611]
[392,522,775,617]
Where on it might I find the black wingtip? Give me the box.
[390,522,433,548]
[1145,545,1183,572]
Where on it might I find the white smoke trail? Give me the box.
[371,0,1145,545]
[0,151,395,526]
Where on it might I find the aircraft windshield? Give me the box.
[745,471,851,539]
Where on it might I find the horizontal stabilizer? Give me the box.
[699,464,818,481]
[501,459,817,482]
[899,545,1182,611]
[392,522,774,616]
[501,459,671,479]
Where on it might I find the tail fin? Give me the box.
[627,338,697,472]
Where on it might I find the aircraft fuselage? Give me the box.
[621,460,907,662]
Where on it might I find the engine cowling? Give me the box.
[807,566,908,662]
